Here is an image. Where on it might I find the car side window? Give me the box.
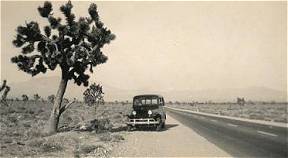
[159,98,163,105]
[152,98,158,104]
[141,99,146,105]
[134,99,141,105]
[146,99,152,104]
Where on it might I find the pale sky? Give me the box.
[1,1,287,93]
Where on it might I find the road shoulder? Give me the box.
[111,114,231,157]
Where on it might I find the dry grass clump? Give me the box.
[74,144,110,158]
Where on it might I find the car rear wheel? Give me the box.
[161,122,165,128]
[127,125,132,131]
[155,117,163,131]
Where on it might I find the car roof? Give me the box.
[133,94,163,99]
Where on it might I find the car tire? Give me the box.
[155,116,162,131]
[161,122,165,129]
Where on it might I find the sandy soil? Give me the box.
[111,114,231,157]
[0,101,130,157]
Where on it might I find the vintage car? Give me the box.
[127,94,166,131]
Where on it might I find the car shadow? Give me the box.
[163,123,178,131]
[128,123,179,132]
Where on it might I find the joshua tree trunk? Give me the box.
[47,73,68,134]
[0,80,10,106]
[1,86,10,101]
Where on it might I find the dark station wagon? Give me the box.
[127,94,166,131]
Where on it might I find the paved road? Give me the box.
[166,107,288,158]
[111,114,231,157]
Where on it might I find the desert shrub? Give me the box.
[21,95,29,101]
[77,118,113,132]
[112,134,124,142]
[7,107,16,113]
[99,132,112,142]
[41,142,63,153]
[33,94,41,101]
[47,95,55,103]
[28,137,64,153]
[80,144,98,154]
[27,138,46,148]
[25,127,46,140]
[74,144,107,157]
[7,116,17,124]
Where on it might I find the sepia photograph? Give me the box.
[0,0,287,157]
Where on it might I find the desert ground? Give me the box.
[0,100,130,157]
[111,114,230,157]
[168,102,287,123]
[1,100,287,157]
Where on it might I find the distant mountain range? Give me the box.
[8,76,287,102]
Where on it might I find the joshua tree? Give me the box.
[0,80,10,106]
[11,1,115,134]
[83,83,104,109]
[47,94,55,103]
[237,97,245,106]
[33,94,41,101]
[22,94,29,101]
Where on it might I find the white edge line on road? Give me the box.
[211,119,218,122]
[257,130,278,137]
[227,123,238,127]
[165,106,288,128]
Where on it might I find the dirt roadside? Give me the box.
[111,114,231,157]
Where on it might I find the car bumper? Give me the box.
[127,118,160,125]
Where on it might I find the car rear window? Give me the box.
[134,97,159,106]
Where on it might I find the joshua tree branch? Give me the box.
[59,99,76,114]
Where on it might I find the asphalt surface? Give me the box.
[166,107,288,158]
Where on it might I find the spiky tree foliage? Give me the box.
[11,1,115,134]
[22,94,29,101]
[83,83,104,108]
